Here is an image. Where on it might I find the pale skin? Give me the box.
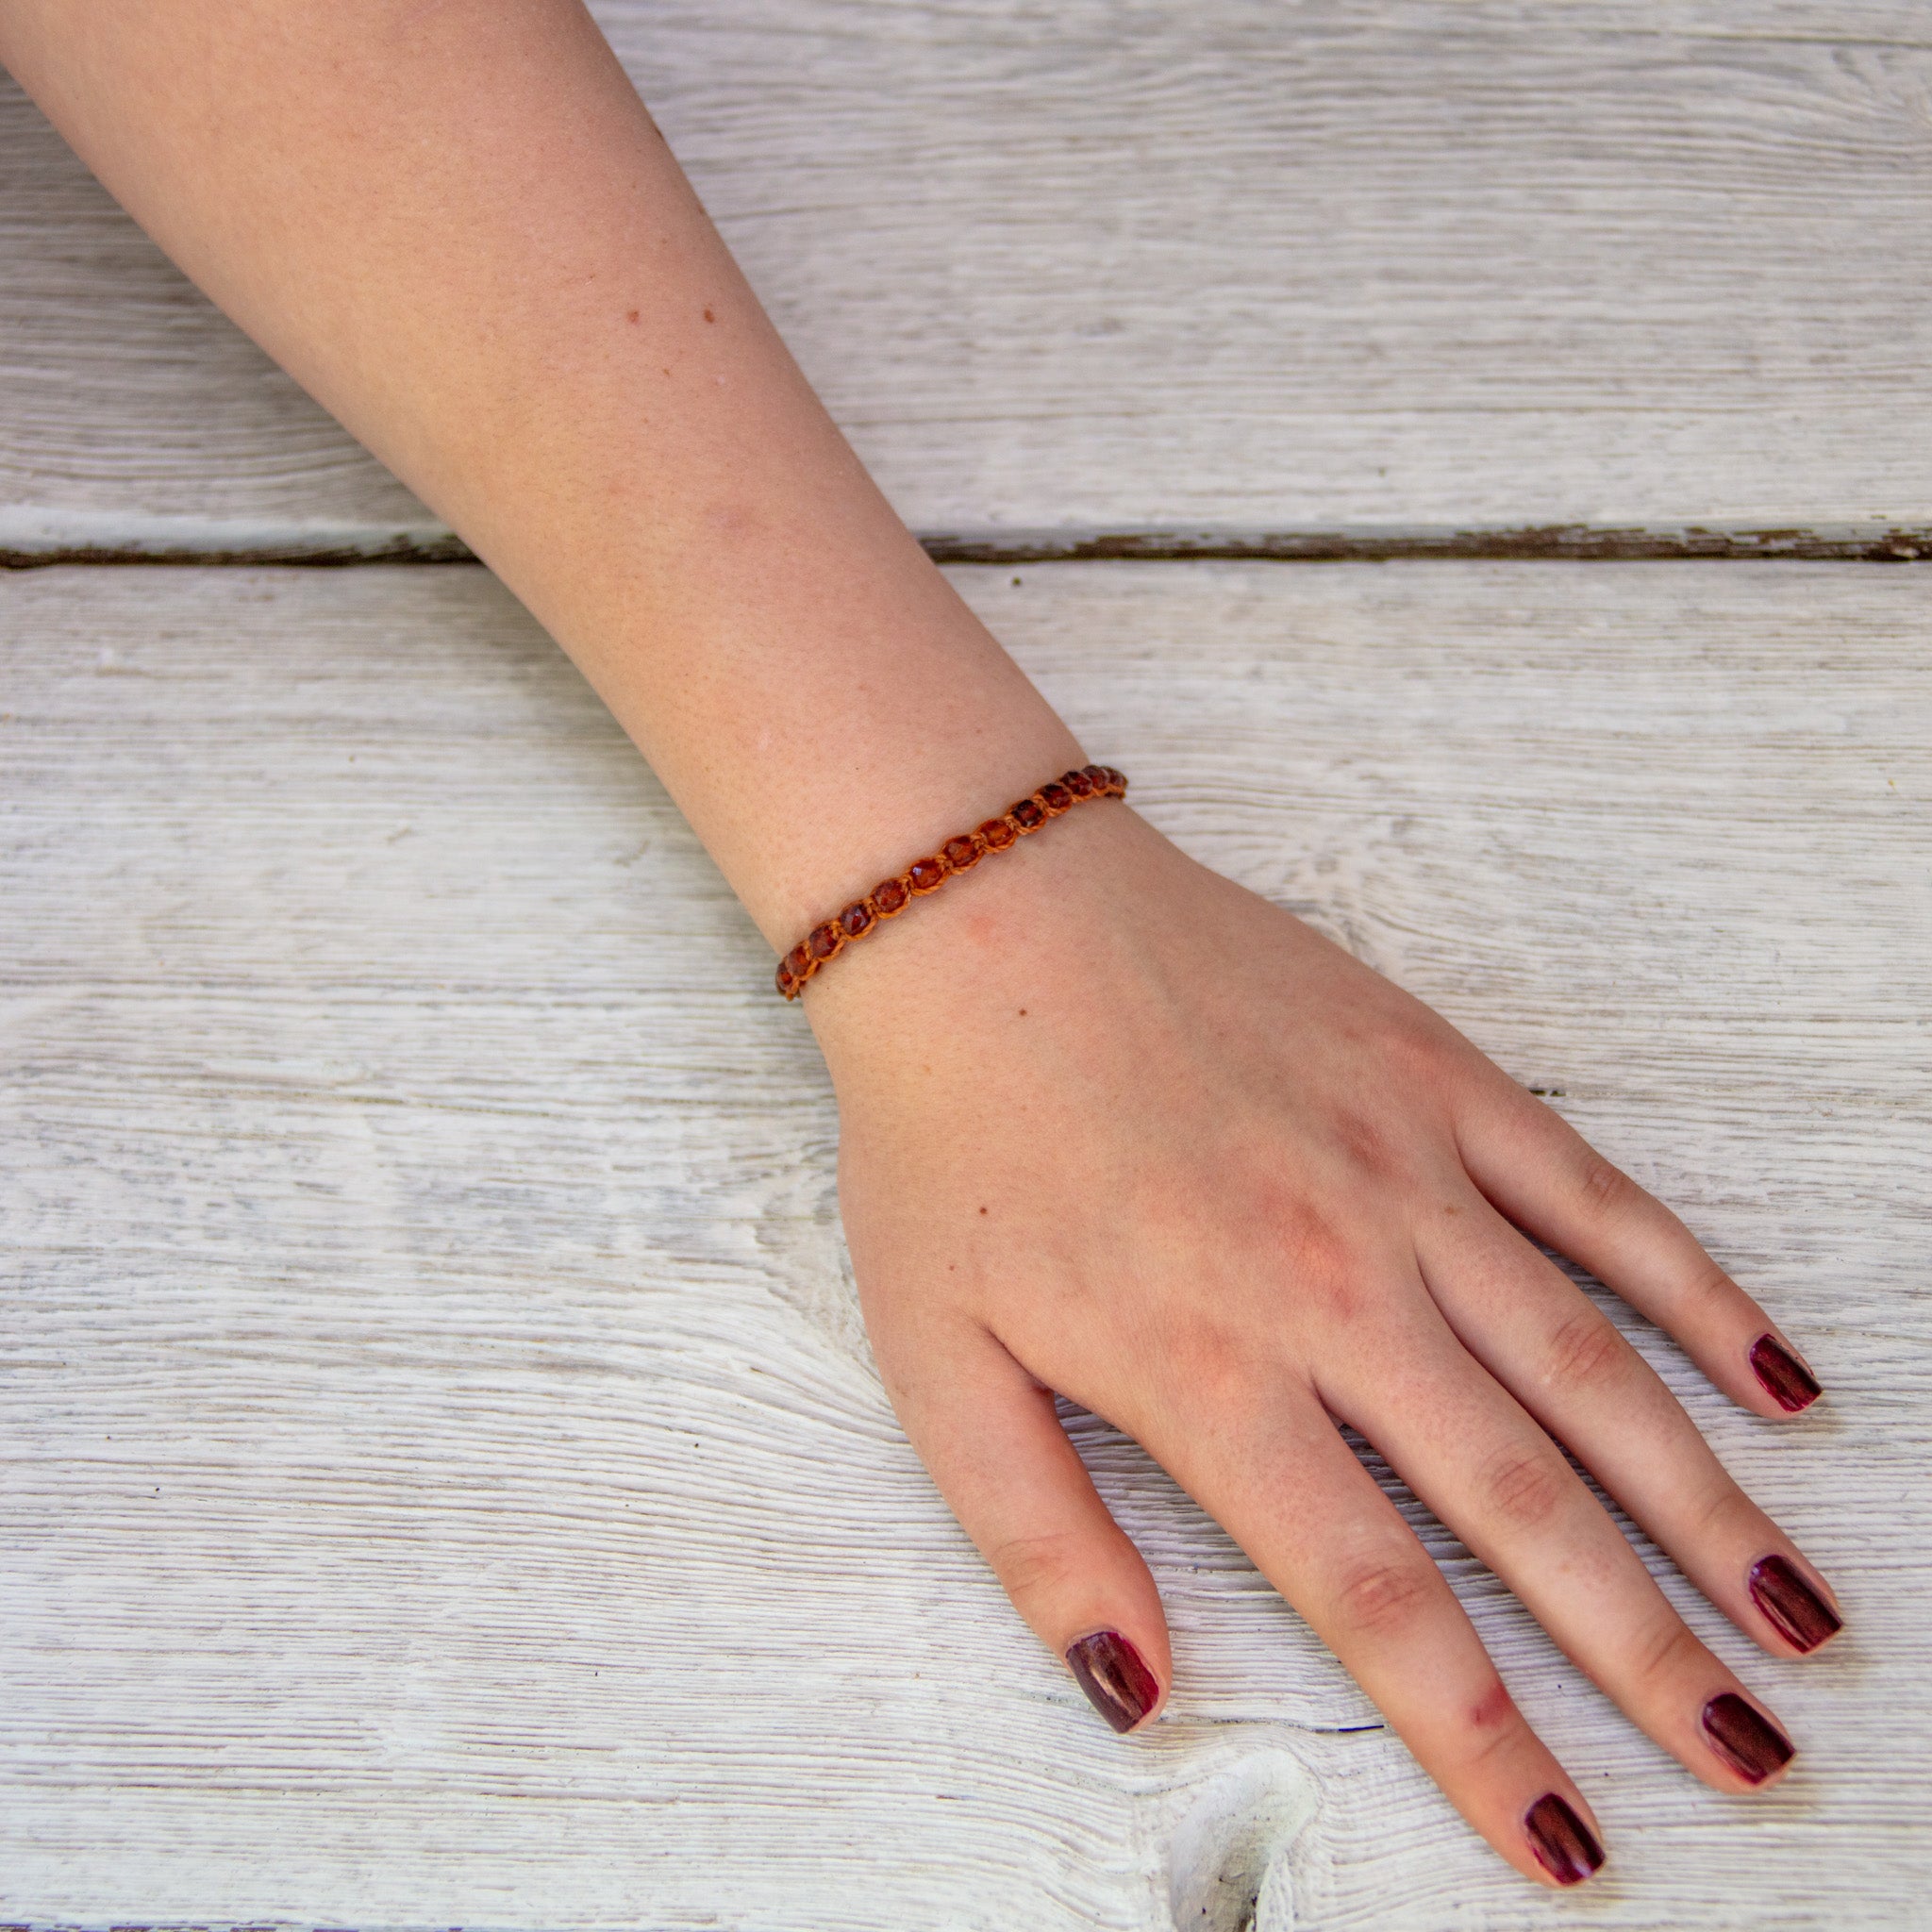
[1,0,1843,1890]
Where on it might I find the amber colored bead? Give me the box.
[774,763,1124,998]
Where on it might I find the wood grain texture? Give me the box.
[4,1,1932,558]
[3,560,1928,1928]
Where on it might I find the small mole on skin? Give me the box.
[626,308,640,324]
[704,307,716,323]
[979,1206,989,1215]
[1018,1008,1027,1017]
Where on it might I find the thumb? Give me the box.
[881,1320,1172,1733]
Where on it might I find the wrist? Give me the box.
[801,797,1186,1076]
[663,597,1085,949]
[774,762,1129,1002]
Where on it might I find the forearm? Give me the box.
[0,0,1078,945]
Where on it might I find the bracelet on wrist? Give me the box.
[774,765,1128,1000]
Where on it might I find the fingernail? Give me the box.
[1703,1692,1795,1785]
[1064,1629,1159,1733]
[1749,1553,1842,1653]
[1524,1792,1604,1887]
[1750,1333,1821,1413]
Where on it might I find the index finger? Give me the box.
[1457,1076,1823,1421]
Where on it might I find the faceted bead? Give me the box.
[774,958,796,997]
[942,833,982,871]
[1082,763,1113,793]
[872,876,910,917]
[1039,781,1073,813]
[977,817,1018,852]
[908,856,948,893]
[839,899,874,940]
[808,922,843,962]
[1105,767,1127,792]
[1062,768,1094,799]
[1010,796,1046,830]
[784,942,813,980]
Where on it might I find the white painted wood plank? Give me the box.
[5,2,1932,555]
[3,560,1928,1927]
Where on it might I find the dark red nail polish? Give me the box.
[1750,1333,1821,1413]
[1524,1792,1604,1887]
[1064,1629,1159,1733]
[1703,1692,1795,1785]
[1749,1553,1842,1653]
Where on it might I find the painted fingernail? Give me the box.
[1749,1553,1842,1653]
[1524,1792,1604,1887]
[1750,1333,1821,1412]
[1703,1692,1795,1785]
[1064,1629,1159,1733]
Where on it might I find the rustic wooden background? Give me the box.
[3,4,1928,1928]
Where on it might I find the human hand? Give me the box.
[807,801,1840,1889]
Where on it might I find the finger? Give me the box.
[1457,1076,1824,1420]
[1417,1187,1843,1658]
[1141,1374,1607,1888]
[1336,1299,1801,1795]
[876,1317,1171,1733]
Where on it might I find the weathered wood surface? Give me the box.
[4,560,1927,1928]
[5,1,1932,560]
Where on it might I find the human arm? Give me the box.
[0,0,1840,1888]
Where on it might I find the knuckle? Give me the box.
[1299,1264,1366,1329]
[1384,1017,1461,1086]
[1461,1679,1525,1771]
[1541,1306,1632,1397]
[1333,1554,1440,1641]
[1685,1475,1756,1547]
[1480,1444,1572,1533]
[1332,1108,1401,1184]
[1629,1608,1707,1691]
[1166,1317,1253,1409]
[1681,1258,1740,1319]
[1246,1189,1365,1324]
[987,1528,1086,1602]
[1270,1199,1352,1285]
[1577,1153,1633,1217]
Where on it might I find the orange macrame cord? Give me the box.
[774,765,1127,1000]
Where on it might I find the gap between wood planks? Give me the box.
[5,521,1931,570]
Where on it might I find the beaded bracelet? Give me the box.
[774,764,1127,999]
